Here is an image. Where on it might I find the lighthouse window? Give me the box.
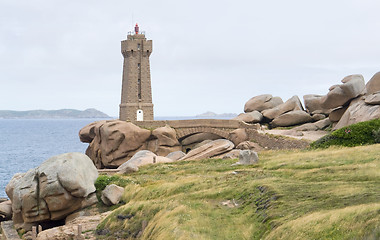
[138,63,140,69]
[138,79,142,100]
[137,43,141,50]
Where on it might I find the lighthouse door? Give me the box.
[137,109,144,121]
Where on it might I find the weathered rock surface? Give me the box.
[366,72,380,94]
[321,74,365,109]
[228,128,248,146]
[6,153,98,230]
[80,120,181,168]
[180,132,222,146]
[151,125,181,156]
[0,200,12,220]
[311,113,326,122]
[293,118,331,131]
[234,111,263,123]
[329,106,348,122]
[36,211,111,240]
[101,184,124,206]
[236,141,264,152]
[365,92,380,105]
[244,94,283,113]
[166,151,186,161]
[334,97,380,130]
[303,94,330,115]
[232,150,259,165]
[180,139,234,161]
[262,95,303,120]
[271,110,312,127]
[80,120,151,168]
[117,150,173,174]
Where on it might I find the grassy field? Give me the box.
[96,144,380,240]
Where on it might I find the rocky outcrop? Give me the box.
[366,72,380,94]
[180,139,234,161]
[0,200,12,221]
[365,92,380,105]
[262,95,303,120]
[227,128,248,146]
[329,106,348,122]
[6,153,98,230]
[334,97,380,130]
[117,150,173,174]
[166,151,186,161]
[79,120,181,168]
[244,94,283,112]
[292,118,331,131]
[271,110,313,127]
[303,94,331,115]
[101,184,124,206]
[234,111,263,123]
[320,74,366,109]
[180,132,222,146]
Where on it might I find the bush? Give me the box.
[94,175,131,201]
[310,119,380,149]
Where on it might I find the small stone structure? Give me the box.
[119,24,154,121]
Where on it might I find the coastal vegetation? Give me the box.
[95,144,380,239]
[311,118,380,148]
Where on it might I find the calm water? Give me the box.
[0,119,109,198]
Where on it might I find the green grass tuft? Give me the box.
[310,118,380,148]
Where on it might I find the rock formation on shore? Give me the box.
[6,153,98,230]
[235,71,380,130]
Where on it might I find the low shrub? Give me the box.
[94,175,131,201]
[310,118,380,148]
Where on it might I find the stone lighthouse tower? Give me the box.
[119,24,154,121]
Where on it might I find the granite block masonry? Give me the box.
[119,24,154,121]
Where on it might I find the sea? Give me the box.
[0,116,234,198]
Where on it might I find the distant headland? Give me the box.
[0,108,110,119]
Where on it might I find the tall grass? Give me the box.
[96,144,380,239]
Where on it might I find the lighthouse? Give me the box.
[119,24,154,121]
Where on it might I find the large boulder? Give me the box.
[366,72,380,94]
[365,92,380,105]
[329,106,348,122]
[320,74,366,109]
[334,97,380,130]
[166,151,186,161]
[0,200,12,220]
[228,128,248,146]
[117,150,173,174]
[101,184,124,206]
[180,139,234,161]
[150,125,181,156]
[232,150,259,165]
[6,153,98,230]
[180,132,222,146]
[80,120,151,168]
[292,118,331,131]
[271,110,312,127]
[234,111,263,123]
[303,94,331,115]
[262,95,303,120]
[244,94,283,113]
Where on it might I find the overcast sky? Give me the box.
[1,0,379,117]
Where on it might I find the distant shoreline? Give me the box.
[0,108,110,119]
